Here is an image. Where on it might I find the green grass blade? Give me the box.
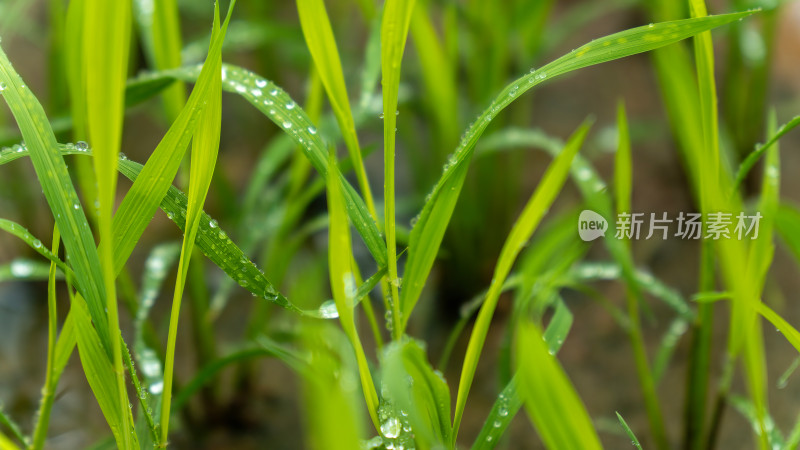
[470,375,522,450]
[410,2,459,151]
[118,157,304,312]
[64,0,96,223]
[401,10,756,326]
[452,122,590,442]
[326,150,380,430]
[542,299,574,355]
[516,320,602,450]
[751,110,780,293]
[691,3,765,445]
[0,405,26,448]
[566,262,694,320]
[0,37,111,352]
[0,218,72,279]
[784,414,800,450]
[733,115,799,190]
[132,0,185,119]
[72,293,138,449]
[0,259,59,282]
[30,227,63,450]
[129,63,387,267]
[359,14,382,108]
[441,210,584,372]
[382,0,416,337]
[612,99,668,447]
[4,141,368,319]
[778,357,799,390]
[82,0,133,442]
[729,394,784,449]
[174,338,311,411]
[160,2,229,441]
[776,203,800,267]
[120,339,159,447]
[614,100,632,214]
[110,4,235,275]
[616,412,644,450]
[689,0,720,200]
[382,339,452,447]
[0,432,21,450]
[134,243,179,437]
[757,302,800,354]
[652,318,690,384]
[301,325,364,450]
[296,0,378,220]
[476,127,563,158]
[606,98,668,447]
[53,308,77,391]
[470,296,575,450]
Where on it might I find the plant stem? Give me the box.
[625,287,669,450]
[30,226,61,450]
[684,239,714,450]
[706,354,735,449]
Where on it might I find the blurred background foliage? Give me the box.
[0,0,799,448]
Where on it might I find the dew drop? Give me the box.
[0,82,6,92]
[380,417,401,439]
[235,85,246,94]
[307,126,317,134]
[148,380,163,395]
[209,219,218,228]
[286,101,296,110]
[76,141,89,151]
[270,88,279,96]
[11,260,33,277]
[282,121,292,129]
[255,79,267,88]
[318,300,339,318]
[251,89,262,97]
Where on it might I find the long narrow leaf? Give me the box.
[160,2,229,441]
[516,321,602,449]
[326,150,380,430]
[0,35,110,350]
[110,4,234,275]
[127,63,387,267]
[452,122,590,440]
[400,10,757,325]
[296,0,377,219]
[382,0,417,336]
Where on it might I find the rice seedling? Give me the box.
[0,0,798,449]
